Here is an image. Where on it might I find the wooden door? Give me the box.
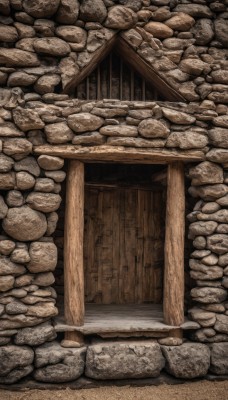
[84,185,165,305]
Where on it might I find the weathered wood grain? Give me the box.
[164,162,185,326]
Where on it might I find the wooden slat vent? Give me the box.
[75,51,164,101]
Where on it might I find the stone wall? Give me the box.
[0,0,227,386]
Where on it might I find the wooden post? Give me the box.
[164,162,185,328]
[64,160,84,344]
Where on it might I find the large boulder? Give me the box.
[105,6,137,30]
[15,322,56,346]
[0,345,34,382]
[85,341,165,379]
[2,206,47,241]
[161,343,210,379]
[68,113,104,133]
[80,0,107,23]
[210,343,228,375]
[34,341,86,382]
[189,161,224,186]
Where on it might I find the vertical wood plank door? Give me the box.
[84,186,165,305]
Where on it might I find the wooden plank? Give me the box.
[116,37,185,102]
[64,161,85,330]
[164,162,185,326]
[34,145,205,163]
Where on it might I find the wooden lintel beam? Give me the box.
[34,145,205,164]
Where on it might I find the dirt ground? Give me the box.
[0,381,228,400]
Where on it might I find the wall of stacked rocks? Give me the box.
[0,0,227,386]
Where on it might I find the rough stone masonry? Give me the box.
[0,0,228,385]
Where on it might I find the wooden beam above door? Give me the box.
[34,145,205,164]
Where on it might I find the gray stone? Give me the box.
[86,341,165,379]
[174,4,213,18]
[191,287,227,304]
[209,128,228,149]
[210,343,228,375]
[214,19,228,48]
[45,122,74,144]
[0,122,23,138]
[3,139,32,160]
[189,184,228,201]
[0,48,40,67]
[105,6,137,30]
[56,26,86,44]
[145,21,173,39]
[214,315,228,334]
[0,365,33,384]
[198,209,228,223]
[0,154,14,172]
[16,171,36,190]
[34,178,55,193]
[8,71,37,87]
[41,213,56,237]
[213,115,228,129]
[80,0,107,23]
[15,322,56,346]
[14,157,41,177]
[189,308,216,328]
[38,155,64,171]
[23,0,60,18]
[72,132,105,146]
[6,190,24,207]
[13,108,44,132]
[28,241,57,273]
[2,206,47,241]
[202,202,220,214]
[0,275,14,292]
[193,236,207,250]
[165,12,194,31]
[56,0,80,24]
[207,149,228,164]
[207,234,228,255]
[166,132,207,149]
[45,170,66,182]
[33,38,70,57]
[191,18,214,45]
[138,118,169,138]
[0,240,15,256]
[0,257,26,276]
[161,343,210,379]
[10,247,30,264]
[0,195,8,219]
[26,192,61,213]
[26,302,57,318]
[6,301,28,315]
[218,253,228,267]
[100,125,138,137]
[0,171,15,190]
[59,57,80,90]
[162,108,195,124]
[68,113,104,133]
[201,254,218,266]
[107,137,166,148]
[211,71,228,85]
[34,74,61,95]
[0,345,34,377]
[189,221,218,238]
[189,161,223,186]
[34,341,86,382]
[190,263,223,281]
[33,272,55,287]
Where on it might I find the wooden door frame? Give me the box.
[64,159,185,341]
